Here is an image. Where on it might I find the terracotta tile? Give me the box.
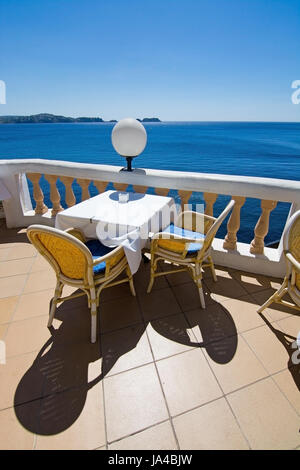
[109,421,177,450]
[139,287,181,321]
[5,243,37,261]
[218,295,265,333]
[0,274,27,299]
[5,315,54,357]
[13,289,54,321]
[173,398,249,450]
[184,302,238,345]
[146,314,198,361]
[157,349,222,416]
[0,296,19,324]
[35,382,105,450]
[0,324,7,340]
[134,262,168,295]
[100,296,142,334]
[228,377,300,449]
[243,324,290,374]
[160,262,193,286]
[0,351,42,409]
[23,270,56,294]
[101,324,152,377]
[104,363,168,442]
[204,335,267,394]
[205,276,248,303]
[0,404,36,450]
[272,368,300,415]
[172,281,213,312]
[0,258,34,278]
[0,248,10,262]
[100,282,132,303]
[204,266,236,280]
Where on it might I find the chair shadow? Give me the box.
[258,312,300,392]
[14,285,237,436]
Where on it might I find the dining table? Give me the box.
[55,189,178,274]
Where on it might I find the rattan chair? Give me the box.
[147,200,235,308]
[27,225,136,343]
[258,210,300,314]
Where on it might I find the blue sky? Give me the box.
[0,0,299,121]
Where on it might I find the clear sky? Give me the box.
[0,0,299,121]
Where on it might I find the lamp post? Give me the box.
[111,118,147,171]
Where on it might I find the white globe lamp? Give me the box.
[111,118,147,171]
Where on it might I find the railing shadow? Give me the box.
[14,286,237,436]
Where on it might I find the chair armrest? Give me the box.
[151,231,205,245]
[65,227,86,243]
[92,245,125,266]
[176,211,216,234]
[285,252,300,273]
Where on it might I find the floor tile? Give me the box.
[228,377,300,449]
[252,289,295,322]
[146,314,198,361]
[205,276,248,303]
[13,289,54,321]
[232,271,282,295]
[173,397,249,450]
[272,368,300,415]
[157,349,222,416]
[0,351,42,410]
[139,287,181,321]
[100,296,142,334]
[218,295,265,333]
[184,302,238,346]
[276,315,300,339]
[0,296,19,324]
[171,281,213,312]
[243,324,291,374]
[35,382,105,450]
[101,324,153,377]
[0,274,27,299]
[30,255,51,272]
[104,363,168,442]
[204,335,268,394]
[0,257,34,278]
[5,243,37,261]
[23,269,56,294]
[0,403,36,450]
[109,421,177,450]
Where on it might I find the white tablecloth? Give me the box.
[55,190,178,274]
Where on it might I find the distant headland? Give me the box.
[0,113,161,124]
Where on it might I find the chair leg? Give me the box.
[90,287,97,343]
[208,256,217,282]
[126,266,136,296]
[257,280,288,314]
[147,257,157,294]
[195,264,206,309]
[48,281,63,327]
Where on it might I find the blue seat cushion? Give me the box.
[85,239,115,275]
[162,223,205,254]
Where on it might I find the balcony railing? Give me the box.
[1,158,300,277]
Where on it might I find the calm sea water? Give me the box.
[1,121,299,244]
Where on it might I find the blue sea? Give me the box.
[0,121,299,244]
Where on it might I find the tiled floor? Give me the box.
[0,220,299,450]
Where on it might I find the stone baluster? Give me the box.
[60,176,76,207]
[223,196,246,250]
[77,179,91,201]
[203,192,218,217]
[114,183,128,192]
[250,200,278,254]
[44,175,63,216]
[178,190,192,212]
[133,185,148,194]
[155,188,169,197]
[27,173,48,215]
[94,181,107,194]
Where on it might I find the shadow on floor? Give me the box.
[14,284,237,436]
